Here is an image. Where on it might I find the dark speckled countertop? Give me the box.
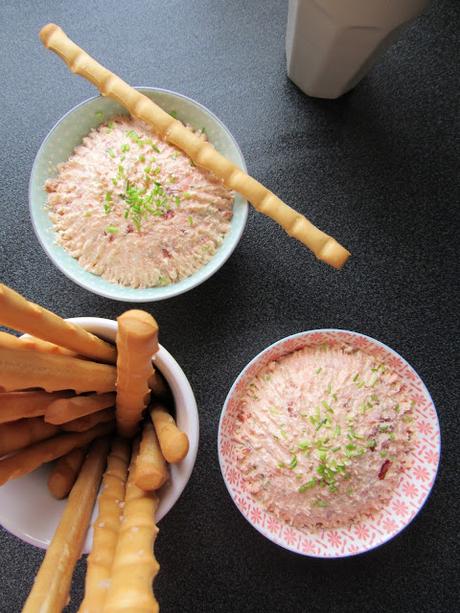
[0,1,459,611]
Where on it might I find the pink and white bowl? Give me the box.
[217,329,440,558]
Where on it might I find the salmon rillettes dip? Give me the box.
[233,344,415,530]
[45,116,234,288]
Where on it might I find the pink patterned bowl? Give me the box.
[218,329,440,558]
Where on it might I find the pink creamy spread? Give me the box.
[234,344,415,530]
[45,116,234,288]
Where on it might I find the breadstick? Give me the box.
[0,418,59,457]
[0,390,72,424]
[62,408,115,433]
[79,438,130,613]
[104,438,160,613]
[150,403,189,463]
[22,437,110,613]
[39,23,350,269]
[148,369,172,401]
[134,422,168,491]
[0,421,113,486]
[19,335,78,357]
[0,330,77,358]
[0,347,116,393]
[47,446,88,499]
[0,283,116,363]
[44,392,116,425]
[115,310,158,438]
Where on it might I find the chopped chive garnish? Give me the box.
[288,455,298,470]
[121,144,130,153]
[95,111,104,120]
[187,215,193,226]
[298,441,311,450]
[174,196,181,206]
[107,121,114,130]
[107,148,115,158]
[105,225,118,234]
[315,367,322,374]
[277,461,285,469]
[170,110,177,119]
[298,479,317,493]
[139,154,145,163]
[353,373,359,382]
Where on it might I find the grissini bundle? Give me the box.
[0,283,116,363]
[104,439,160,613]
[115,310,159,438]
[39,23,350,269]
[44,392,116,425]
[150,402,189,463]
[134,422,168,491]
[0,346,116,393]
[79,438,130,613]
[0,418,59,457]
[22,437,110,613]
[47,446,88,499]
[62,408,115,433]
[0,390,72,424]
[0,421,113,485]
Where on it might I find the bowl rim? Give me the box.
[0,316,199,551]
[218,328,441,559]
[29,86,248,302]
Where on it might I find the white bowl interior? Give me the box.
[0,318,199,552]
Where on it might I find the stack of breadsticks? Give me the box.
[0,283,189,612]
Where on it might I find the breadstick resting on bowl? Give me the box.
[38,23,350,272]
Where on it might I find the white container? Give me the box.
[286,0,430,99]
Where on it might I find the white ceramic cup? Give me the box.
[0,317,199,552]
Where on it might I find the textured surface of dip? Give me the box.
[234,344,415,530]
[45,116,234,288]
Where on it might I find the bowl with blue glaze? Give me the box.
[29,87,248,302]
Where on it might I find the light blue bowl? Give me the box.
[29,87,248,302]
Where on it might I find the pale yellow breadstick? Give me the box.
[104,438,159,613]
[39,23,350,269]
[0,390,72,424]
[22,437,110,613]
[62,408,115,433]
[47,446,88,499]
[0,347,116,393]
[0,418,59,457]
[0,283,116,363]
[134,422,168,491]
[148,369,172,401]
[79,438,130,613]
[150,403,189,463]
[44,392,116,425]
[0,421,113,486]
[115,310,159,438]
[0,330,75,358]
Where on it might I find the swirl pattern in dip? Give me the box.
[234,344,415,530]
[45,116,234,288]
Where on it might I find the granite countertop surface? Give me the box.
[0,0,459,611]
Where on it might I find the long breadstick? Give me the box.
[79,438,130,613]
[0,418,59,457]
[62,408,115,433]
[0,421,113,485]
[0,390,72,424]
[134,422,168,491]
[150,403,189,463]
[44,392,116,425]
[22,437,110,613]
[47,446,88,499]
[0,330,75,358]
[115,310,158,438]
[39,23,350,269]
[0,347,116,393]
[0,283,116,363]
[104,438,160,613]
